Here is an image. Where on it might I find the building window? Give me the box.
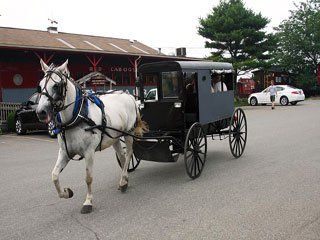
[13,74,23,86]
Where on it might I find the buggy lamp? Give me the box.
[174,102,182,108]
[139,103,145,109]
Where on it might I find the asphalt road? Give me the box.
[1,100,320,240]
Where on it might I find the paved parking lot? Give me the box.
[1,100,320,240]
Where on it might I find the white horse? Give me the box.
[36,59,147,214]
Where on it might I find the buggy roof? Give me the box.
[139,61,233,73]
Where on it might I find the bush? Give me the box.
[7,112,15,132]
[234,96,248,107]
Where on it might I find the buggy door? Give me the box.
[141,71,184,132]
[197,70,234,124]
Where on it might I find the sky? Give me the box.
[0,0,301,58]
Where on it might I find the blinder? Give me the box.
[38,69,68,112]
[53,81,65,100]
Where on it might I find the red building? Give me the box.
[237,78,256,97]
[0,26,192,102]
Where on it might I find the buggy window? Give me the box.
[162,71,180,98]
[210,73,232,93]
[184,72,197,94]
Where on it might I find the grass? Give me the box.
[234,97,249,107]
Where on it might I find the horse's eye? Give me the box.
[37,86,42,93]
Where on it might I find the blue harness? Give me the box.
[53,89,105,135]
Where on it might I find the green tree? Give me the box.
[275,0,320,89]
[198,0,275,91]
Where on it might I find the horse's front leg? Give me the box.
[81,152,94,214]
[118,136,133,192]
[52,149,73,199]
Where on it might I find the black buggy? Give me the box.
[117,61,247,179]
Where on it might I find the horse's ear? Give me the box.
[57,59,69,74]
[40,59,49,72]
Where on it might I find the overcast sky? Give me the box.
[1,0,301,58]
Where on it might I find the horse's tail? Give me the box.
[134,108,149,137]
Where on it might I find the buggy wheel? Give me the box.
[116,144,141,173]
[229,108,247,158]
[15,117,26,135]
[184,122,207,179]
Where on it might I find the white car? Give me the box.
[145,88,158,101]
[248,85,305,106]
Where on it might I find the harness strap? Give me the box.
[61,129,83,161]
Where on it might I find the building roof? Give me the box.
[0,27,176,58]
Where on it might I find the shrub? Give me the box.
[234,96,248,107]
[7,112,15,132]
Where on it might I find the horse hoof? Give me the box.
[118,184,128,193]
[65,188,74,198]
[81,205,93,214]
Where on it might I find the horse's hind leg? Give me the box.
[52,149,73,199]
[118,136,133,192]
[113,139,126,169]
[81,151,94,214]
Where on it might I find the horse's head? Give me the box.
[36,59,70,123]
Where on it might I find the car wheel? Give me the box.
[15,117,26,135]
[291,101,297,105]
[280,96,289,106]
[47,121,57,138]
[250,97,258,106]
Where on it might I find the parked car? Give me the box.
[14,93,56,138]
[248,85,305,106]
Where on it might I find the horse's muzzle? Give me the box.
[36,109,52,123]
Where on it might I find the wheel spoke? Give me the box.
[196,154,204,166]
[234,139,239,155]
[186,151,193,160]
[232,140,237,152]
[192,157,197,176]
[195,155,200,175]
[230,136,236,144]
[236,139,241,156]
[189,157,195,173]
[239,138,244,155]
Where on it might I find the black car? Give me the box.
[14,93,56,138]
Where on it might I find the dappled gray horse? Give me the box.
[36,59,147,214]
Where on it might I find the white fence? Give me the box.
[0,102,21,123]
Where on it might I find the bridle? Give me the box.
[37,69,69,112]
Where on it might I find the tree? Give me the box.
[198,0,275,92]
[275,0,320,89]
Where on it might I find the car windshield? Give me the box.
[146,89,157,101]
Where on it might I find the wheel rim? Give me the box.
[15,119,22,134]
[229,108,247,158]
[251,98,256,106]
[116,144,141,172]
[281,97,288,105]
[184,122,207,179]
[48,121,55,136]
